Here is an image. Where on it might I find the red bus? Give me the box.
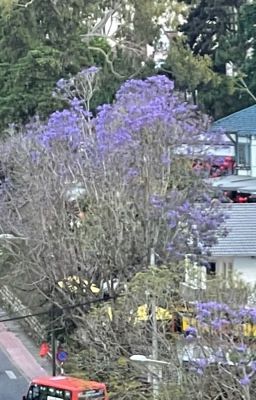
[22,376,109,400]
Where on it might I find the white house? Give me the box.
[180,204,256,302]
[212,105,256,193]
[210,203,256,285]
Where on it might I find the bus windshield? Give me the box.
[26,384,71,400]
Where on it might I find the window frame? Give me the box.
[222,260,233,282]
[236,135,251,169]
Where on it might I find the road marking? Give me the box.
[5,370,17,379]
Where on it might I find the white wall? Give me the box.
[215,256,256,284]
[233,257,256,284]
[237,169,252,176]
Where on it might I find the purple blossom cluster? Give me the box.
[196,302,256,328]
[39,108,82,148]
[95,75,210,156]
[92,75,225,258]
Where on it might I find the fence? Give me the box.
[0,284,45,342]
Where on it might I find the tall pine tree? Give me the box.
[178,0,251,118]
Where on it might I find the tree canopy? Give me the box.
[0,68,224,305]
[175,0,256,118]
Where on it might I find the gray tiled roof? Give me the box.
[213,105,256,135]
[211,204,256,257]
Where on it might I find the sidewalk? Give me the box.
[0,310,52,381]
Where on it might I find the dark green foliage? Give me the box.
[0,1,114,128]
[0,46,63,126]
[0,1,88,128]
[177,0,253,118]
[181,1,245,60]
[5,0,256,125]
[163,37,217,93]
[198,75,253,119]
[0,0,157,130]
[237,2,256,100]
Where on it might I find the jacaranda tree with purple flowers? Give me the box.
[0,68,228,398]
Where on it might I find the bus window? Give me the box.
[78,389,105,399]
[26,385,71,400]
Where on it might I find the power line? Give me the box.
[0,293,123,377]
[0,294,121,324]
[0,292,103,315]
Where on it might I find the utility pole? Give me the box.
[150,248,159,400]
[50,306,56,376]
[150,249,158,361]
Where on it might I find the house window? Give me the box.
[207,262,216,279]
[223,261,233,280]
[236,137,251,168]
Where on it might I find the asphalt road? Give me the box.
[0,344,28,400]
